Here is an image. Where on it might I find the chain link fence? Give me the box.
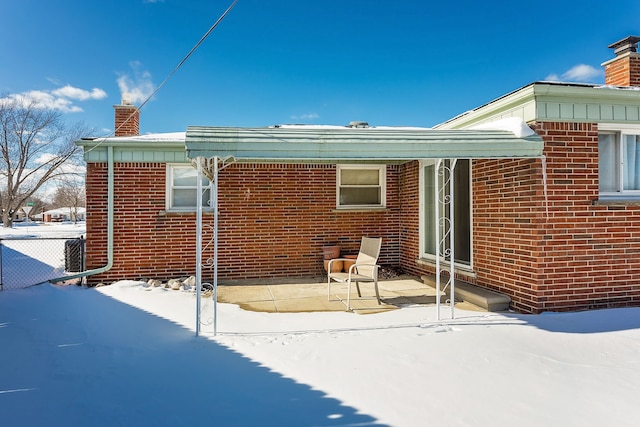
[0,236,85,290]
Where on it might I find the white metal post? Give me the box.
[196,158,203,336]
[213,156,219,336]
[435,159,441,320]
[449,159,457,319]
[195,157,219,336]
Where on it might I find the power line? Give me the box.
[137,0,239,113]
[109,0,240,139]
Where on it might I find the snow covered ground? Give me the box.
[1,223,640,426]
[0,222,85,289]
[0,221,85,239]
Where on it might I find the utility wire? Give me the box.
[106,0,239,139]
[137,0,239,113]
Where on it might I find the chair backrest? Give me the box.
[355,237,382,277]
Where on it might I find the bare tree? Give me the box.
[0,94,88,227]
[52,176,86,224]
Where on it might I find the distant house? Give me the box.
[37,207,86,223]
[77,36,640,313]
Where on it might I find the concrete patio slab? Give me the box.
[218,284,273,303]
[216,275,487,315]
[274,297,347,313]
[236,300,278,312]
[268,282,329,300]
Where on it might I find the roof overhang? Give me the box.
[185,125,543,163]
[435,81,640,130]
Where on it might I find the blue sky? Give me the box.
[2,0,640,136]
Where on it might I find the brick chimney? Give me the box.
[603,35,640,87]
[114,100,140,137]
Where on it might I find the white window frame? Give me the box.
[598,123,640,200]
[336,165,386,209]
[165,164,213,212]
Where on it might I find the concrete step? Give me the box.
[422,275,511,312]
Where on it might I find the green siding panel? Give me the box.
[77,136,188,163]
[438,83,640,128]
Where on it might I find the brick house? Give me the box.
[78,36,640,314]
[433,36,640,312]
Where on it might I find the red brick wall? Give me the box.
[114,105,140,137]
[85,162,401,284]
[395,124,640,314]
[533,121,640,312]
[85,163,199,283]
[216,164,400,279]
[472,156,546,312]
[473,122,640,313]
[86,134,640,312]
[398,161,421,273]
[605,54,640,87]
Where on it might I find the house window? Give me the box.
[337,165,386,208]
[598,126,640,199]
[166,164,212,211]
[420,159,471,266]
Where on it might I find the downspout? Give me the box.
[49,145,114,284]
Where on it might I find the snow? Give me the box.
[469,117,537,138]
[0,221,85,239]
[0,222,85,289]
[2,224,640,426]
[273,124,432,130]
[93,132,186,142]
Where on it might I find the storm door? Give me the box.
[420,159,471,266]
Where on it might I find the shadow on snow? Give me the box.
[0,285,385,426]
[0,241,68,289]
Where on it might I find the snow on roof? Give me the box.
[116,132,186,141]
[594,84,640,91]
[41,207,86,215]
[83,132,186,142]
[272,124,432,130]
[469,117,536,138]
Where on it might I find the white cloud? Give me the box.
[545,64,603,83]
[52,85,107,101]
[290,112,320,121]
[0,84,107,113]
[1,90,80,113]
[117,61,156,105]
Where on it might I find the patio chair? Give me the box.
[327,237,382,311]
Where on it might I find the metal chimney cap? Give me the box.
[608,35,640,56]
[349,121,369,128]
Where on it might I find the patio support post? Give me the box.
[435,159,442,320]
[435,159,457,321]
[196,157,203,337]
[195,156,220,337]
[449,159,457,320]
[212,156,219,336]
